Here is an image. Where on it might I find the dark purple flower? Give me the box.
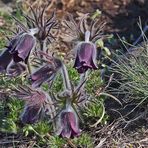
[74,42,98,73]
[29,56,62,88]
[29,64,56,88]
[0,48,12,72]
[56,105,81,138]
[0,32,25,73]
[21,103,44,124]
[6,61,26,77]
[15,86,47,124]
[10,33,36,63]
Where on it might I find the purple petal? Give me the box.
[74,42,98,73]
[7,35,21,51]
[61,129,71,138]
[90,57,98,69]
[21,105,43,124]
[0,48,12,72]
[59,111,80,138]
[60,112,72,138]
[12,34,35,63]
[78,43,94,63]
[68,112,80,135]
[29,64,55,88]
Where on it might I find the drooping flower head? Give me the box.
[0,48,12,72]
[0,28,35,76]
[29,51,62,88]
[9,16,38,64]
[0,6,57,76]
[56,103,81,138]
[14,86,47,124]
[63,14,106,73]
[9,33,36,63]
[73,33,98,73]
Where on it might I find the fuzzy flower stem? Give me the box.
[39,39,47,52]
[76,71,88,93]
[27,60,32,75]
[39,39,47,65]
[85,30,90,42]
[61,63,71,91]
[46,95,56,131]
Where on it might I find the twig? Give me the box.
[66,138,77,148]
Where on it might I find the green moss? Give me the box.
[48,136,66,148]
[73,133,94,148]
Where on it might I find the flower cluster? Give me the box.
[1,6,106,139]
[0,6,57,76]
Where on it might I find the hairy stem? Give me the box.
[39,39,47,52]
[85,30,91,42]
[27,60,32,75]
[61,63,71,90]
[76,72,88,93]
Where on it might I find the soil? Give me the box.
[2,0,145,41]
[43,0,148,40]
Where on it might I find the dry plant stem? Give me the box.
[123,110,147,129]
[66,138,77,148]
[94,138,107,148]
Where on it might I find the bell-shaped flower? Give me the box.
[6,60,26,77]
[14,86,47,124]
[56,103,81,138]
[29,64,56,88]
[29,55,62,88]
[10,33,36,63]
[74,42,98,73]
[21,102,45,124]
[0,48,12,72]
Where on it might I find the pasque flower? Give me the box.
[64,15,106,73]
[0,48,12,72]
[0,32,35,75]
[56,103,81,138]
[29,53,62,88]
[14,86,47,124]
[74,31,98,73]
[29,64,56,88]
[10,33,36,63]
